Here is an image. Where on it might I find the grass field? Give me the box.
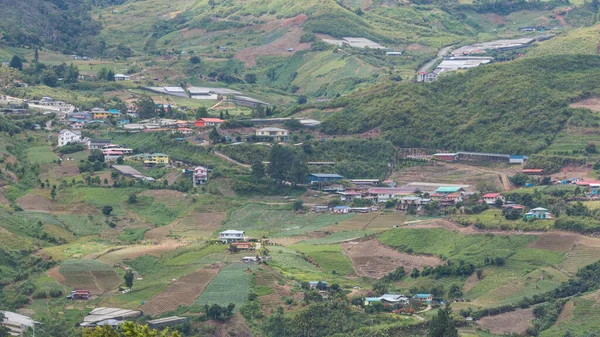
[291,244,355,276]
[26,146,57,164]
[224,203,354,237]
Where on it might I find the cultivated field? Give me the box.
[58,260,121,294]
[142,265,221,316]
[342,239,443,278]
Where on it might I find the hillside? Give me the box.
[310,53,600,154]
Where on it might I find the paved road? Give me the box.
[418,45,453,73]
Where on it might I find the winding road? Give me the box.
[418,45,453,73]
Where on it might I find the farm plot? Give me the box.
[477,307,534,335]
[162,211,226,241]
[58,260,121,294]
[541,291,600,335]
[291,244,355,276]
[527,232,580,251]
[324,213,405,232]
[95,243,187,265]
[141,265,221,316]
[224,204,352,237]
[191,263,256,312]
[298,231,376,245]
[342,239,443,278]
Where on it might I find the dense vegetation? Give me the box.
[319,55,600,154]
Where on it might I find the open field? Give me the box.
[342,239,443,278]
[323,212,406,232]
[142,265,221,316]
[477,307,534,335]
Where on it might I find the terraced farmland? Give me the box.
[192,263,257,312]
[142,265,221,316]
[58,259,121,294]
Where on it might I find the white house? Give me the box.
[58,129,82,147]
[219,230,246,243]
[255,127,289,141]
[114,74,130,81]
[482,193,505,205]
[193,166,208,186]
[417,72,437,83]
[368,187,413,203]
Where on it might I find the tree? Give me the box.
[50,187,56,201]
[116,156,124,164]
[65,63,79,83]
[9,56,22,70]
[411,268,421,278]
[0,64,20,88]
[124,269,134,289]
[195,107,208,118]
[251,159,265,180]
[102,205,113,216]
[292,199,304,211]
[83,321,181,337]
[190,56,201,64]
[428,305,459,337]
[136,96,157,119]
[41,69,58,87]
[209,126,220,144]
[266,67,277,81]
[88,149,105,163]
[106,69,115,81]
[97,67,108,81]
[448,284,463,299]
[128,193,137,204]
[297,95,307,104]
[34,49,39,62]
[245,73,257,84]
[0,312,10,337]
[586,142,597,154]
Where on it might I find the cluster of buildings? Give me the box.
[143,86,270,108]
[365,293,434,307]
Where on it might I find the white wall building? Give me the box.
[219,230,246,243]
[58,129,82,147]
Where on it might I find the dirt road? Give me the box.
[214,151,251,169]
[418,45,453,73]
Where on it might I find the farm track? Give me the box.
[214,151,250,169]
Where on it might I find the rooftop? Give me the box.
[309,173,344,178]
[220,230,245,234]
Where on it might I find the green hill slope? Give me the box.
[316,54,600,154]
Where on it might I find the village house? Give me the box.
[417,71,437,82]
[368,187,414,203]
[92,110,111,119]
[482,193,505,205]
[255,127,289,141]
[219,230,246,243]
[322,184,345,193]
[521,169,544,175]
[193,166,208,186]
[338,191,362,201]
[332,206,351,214]
[311,205,329,213]
[365,294,410,306]
[143,153,170,166]
[194,118,225,127]
[440,193,463,207]
[58,129,82,147]
[114,74,130,81]
[524,207,553,220]
[1,311,37,336]
[413,293,433,304]
[308,281,328,290]
[435,186,465,195]
[70,122,84,129]
[306,173,344,185]
[103,150,125,162]
[86,138,112,150]
[397,196,432,211]
[432,153,458,161]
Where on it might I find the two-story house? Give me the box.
[143,153,169,166]
[58,129,82,147]
[219,230,246,243]
[255,127,289,141]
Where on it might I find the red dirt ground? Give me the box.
[141,265,221,316]
[47,266,66,283]
[570,97,600,112]
[477,308,534,335]
[342,239,443,278]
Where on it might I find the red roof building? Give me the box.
[521,169,544,174]
[194,118,225,127]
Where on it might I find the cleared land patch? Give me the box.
[528,232,580,251]
[341,239,443,278]
[141,265,221,316]
[477,307,534,335]
[58,259,121,294]
[95,243,187,265]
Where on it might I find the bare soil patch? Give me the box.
[528,232,580,252]
[141,265,221,316]
[236,26,310,66]
[205,313,253,337]
[51,161,80,178]
[154,211,226,241]
[47,266,66,283]
[477,308,534,335]
[342,239,443,278]
[269,236,309,246]
[463,271,481,293]
[17,193,53,212]
[95,244,187,265]
[570,97,600,112]
[555,301,574,325]
[485,13,505,24]
[407,44,433,52]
